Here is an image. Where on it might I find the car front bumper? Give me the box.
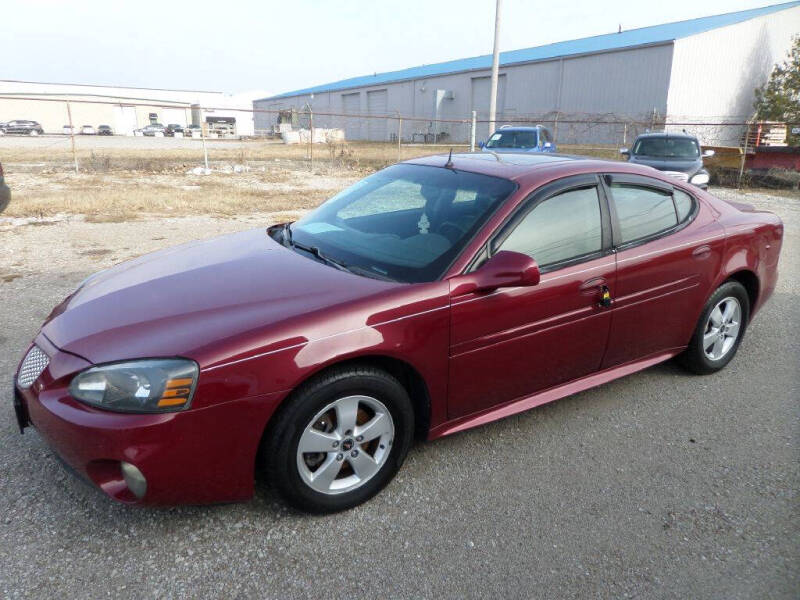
[14,337,285,505]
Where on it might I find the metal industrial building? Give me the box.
[254,2,800,145]
[0,81,259,136]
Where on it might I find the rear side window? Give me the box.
[497,187,602,267]
[611,184,677,244]
[674,188,694,222]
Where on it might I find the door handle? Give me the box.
[692,245,712,259]
[579,277,606,294]
[580,278,613,307]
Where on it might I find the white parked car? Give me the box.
[63,125,76,135]
[80,125,96,135]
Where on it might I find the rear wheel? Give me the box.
[680,281,749,374]
[29,129,39,136]
[261,365,414,513]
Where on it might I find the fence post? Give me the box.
[623,122,628,146]
[553,111,560,142]
[66,101,78,173]
[470,111,477,152]
[309,105,314,172]
[738,119,752,189]
[201,121,209,171]
[397,116,402,161]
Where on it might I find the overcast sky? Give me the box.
[2,0,783,95]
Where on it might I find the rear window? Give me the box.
[611,184,678,243]
[674,189,694,222]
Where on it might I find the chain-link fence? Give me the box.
[1,96,797,183]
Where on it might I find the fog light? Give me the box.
[120,462,147,499]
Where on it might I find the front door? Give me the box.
[448,175,616,420]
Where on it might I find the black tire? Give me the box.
[679,280,750,375]
[261,365,414,513]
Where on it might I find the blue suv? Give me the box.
[480,125,556,154]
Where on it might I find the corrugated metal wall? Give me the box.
[254,42,674,145]
[668,5,800,146]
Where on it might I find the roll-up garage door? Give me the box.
[342,92,361,140]
[367,89,388,141]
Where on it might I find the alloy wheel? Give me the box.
[296,395,394,495]
[702,296,742,361]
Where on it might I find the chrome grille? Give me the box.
[664,170,689,182]
[17,346,49,388]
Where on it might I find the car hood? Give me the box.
[628,155,703,174]
[41,229,398,366]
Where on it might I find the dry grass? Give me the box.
[3,171,348,219]
[0,139,628,220]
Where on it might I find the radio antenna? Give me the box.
[444,148,454,169]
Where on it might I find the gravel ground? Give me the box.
[0,187,798,599]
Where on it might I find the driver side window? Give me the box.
[496,187,603,268]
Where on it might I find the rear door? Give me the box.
[448,174,616,419]
[601,174,725,367]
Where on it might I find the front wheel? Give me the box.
[261,365,414,513]
[679,281,750,374]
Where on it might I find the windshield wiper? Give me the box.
[282,222,394,280]
[286,234,352,274]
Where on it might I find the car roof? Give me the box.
[404,152,686,186]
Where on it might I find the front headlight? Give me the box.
[69,359,199,413]
[690,172,710,185]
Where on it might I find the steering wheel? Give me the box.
[438,221,468,242]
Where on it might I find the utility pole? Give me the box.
[488,0,502,136]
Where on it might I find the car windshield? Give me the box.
[633,137,699,159]
[288,164,516,283]
[485,130,538,149]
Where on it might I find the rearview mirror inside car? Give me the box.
[449,251,540,296]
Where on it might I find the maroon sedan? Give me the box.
[14,153,783,512]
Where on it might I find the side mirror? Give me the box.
[702,149,715,158]
[619,147,630,156]
[478,141,485,149]
[449,251,540,296]
[543,142,553,149]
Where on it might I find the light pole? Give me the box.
[488,0,502,136]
